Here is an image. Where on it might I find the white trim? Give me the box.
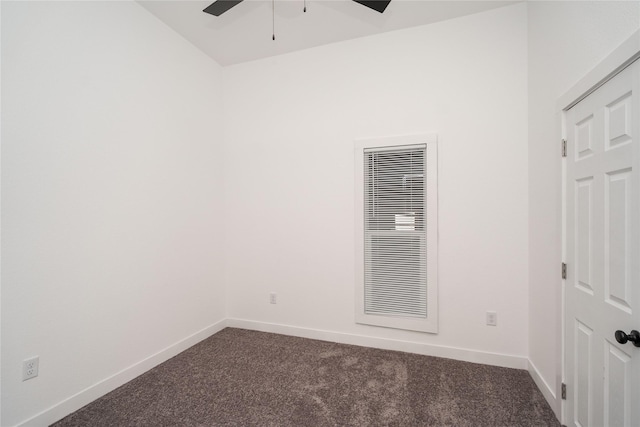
[558,105,568,425]
[15,319,228,427]
[557,29,640,427]
[528,359,559,419]
[354,133,439,333]
[14,317,541,426]
[227,318,528,370]
[355,133,437,149]
[0,2,3,423]
[557,30,640,112]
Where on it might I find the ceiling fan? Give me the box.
[203,0,392,16]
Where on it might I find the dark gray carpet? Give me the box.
[53,328,559,426]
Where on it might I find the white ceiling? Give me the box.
[138,0,519,66]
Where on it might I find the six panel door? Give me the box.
[565,61,640,427]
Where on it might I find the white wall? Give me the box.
[223,4,529,360]
[6,1,634,424]
[527,0,640,415]
[1,2,226,425]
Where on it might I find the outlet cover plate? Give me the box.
[486,311,497,326]
[23,356,39,381]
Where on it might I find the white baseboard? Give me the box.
[15,318,542,427]
[16,319,228,427]
[527,359,559,419]
[227,318,528,370]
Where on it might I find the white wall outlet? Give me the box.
[23,356,39,381]
[486,311,497,326]
[269,293,277,304]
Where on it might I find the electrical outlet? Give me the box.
[23,356,39,381]
[270,293,277,304]
[486,311,497,326]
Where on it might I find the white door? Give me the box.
[565,60,640,427]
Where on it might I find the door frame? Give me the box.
[558,30,640,425]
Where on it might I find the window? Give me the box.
[354,134,438,333]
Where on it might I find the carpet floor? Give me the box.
[53,328,559,426]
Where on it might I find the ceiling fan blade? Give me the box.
[352,0,391,13]
[203,0,243,16]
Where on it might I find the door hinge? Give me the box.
[561,383,567,400]
[562,139,567,157]
[562,262,567,280]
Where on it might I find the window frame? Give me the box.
[354,133,438,333]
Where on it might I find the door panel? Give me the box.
[604,341,631,427]
[606,93,632,150]
[565,60,639,427]
[576,177,594,294]
[575,320,594,426]
[605,168,632,311]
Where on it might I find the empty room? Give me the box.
[2,0,639,426]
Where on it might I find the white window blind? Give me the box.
[355,134,438,333]
[364,147,427,318]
